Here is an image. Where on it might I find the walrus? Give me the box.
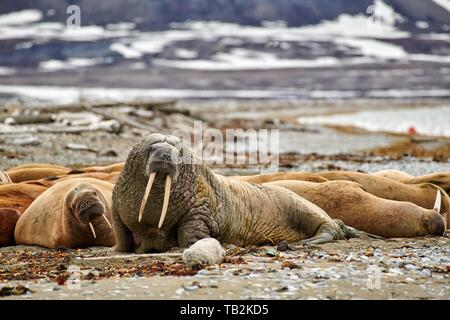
[24,171,120,188]
[15,178,115,249]
[237,170,450,219]
[6,167,71,183]
[75,163,124,174]
[111,134,372,253]
[6,163,71,172]
[0,208,21,247]
[266,180,445,238]
[374,170,450,194]
[0,183,48,213]
[233,172,328,184]
[0,170,12,184]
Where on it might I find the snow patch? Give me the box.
[0,9,42,26]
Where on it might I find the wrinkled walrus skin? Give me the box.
[111,134,371,254]
[266,180,445,238]
[15,178,115,249]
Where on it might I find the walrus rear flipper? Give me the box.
[0,170,12,184]
[300,220,383,245]
[334,219,384,240]
[299,220,347,245]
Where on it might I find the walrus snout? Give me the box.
[146,143,180,179]
[424,212,446,235]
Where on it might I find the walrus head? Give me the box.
[67,183,112,238]
[423,190,446,235]
[137,133,192,227]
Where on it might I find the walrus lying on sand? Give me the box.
[373,170,450,194]
[6,167,71,183]
[111,133,374,253]
[238,171,449,222]
[0,183,48,213]
[266,180,445,238]
[25,172,119,188]
[15,178,115,249]
[0,208,21,247]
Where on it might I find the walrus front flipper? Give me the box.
[334,219,384,240]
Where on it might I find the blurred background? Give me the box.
[0,0,449,172]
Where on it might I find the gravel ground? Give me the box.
[1,236,449,300]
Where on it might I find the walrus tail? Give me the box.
[0,170,12,184]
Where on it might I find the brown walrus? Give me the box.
[0,183,48,213]
[238,171,449,219]
[6,167,71,183]
[15,178,115,249]
[373,170,450,194]
[266,180,445,238]
[111,133,373,253]
[0,208,21,247]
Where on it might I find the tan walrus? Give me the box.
[15,178,115,249]
[6,163,71,171]
[6,167,71,183]
[238,171,450,219]
[266,180,445,238]
[0,183,48,213]
[232,172,328,183]
[373,170,450,194]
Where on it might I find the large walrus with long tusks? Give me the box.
[111,134,375,253]
[266,180,445,238]
[15,178,115,249]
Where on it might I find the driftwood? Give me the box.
[1,115,55,125]
[91,107,159,131]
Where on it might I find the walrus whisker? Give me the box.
[158,175,172,229]
[88,222,97,238]
[433,190,441,213]
[138,171,156,223]
[102,214,112,229]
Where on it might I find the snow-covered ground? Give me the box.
[0,3,449,73]
[298,105,450,137]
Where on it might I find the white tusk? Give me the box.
[88,222,97,238]
[433,190,442,213]
[102,214,112,229]
[138,172,156,223]
[158,175,172,229]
